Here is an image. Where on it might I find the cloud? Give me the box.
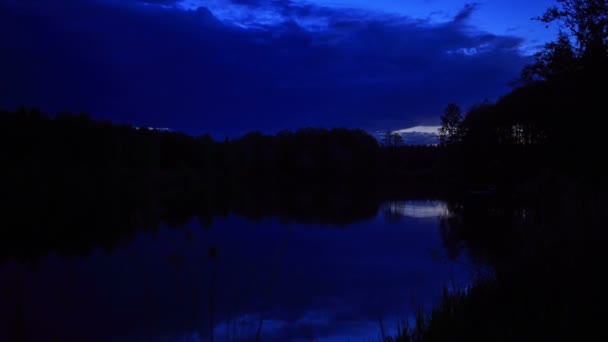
[0,0,531,136]
[453,2,480,23]
[374,126,440,145]
[229,0,271,6]
[139,0,180,4]
[394,126,440,134]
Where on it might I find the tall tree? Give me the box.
[520,31,578,82]
[439,103,463,145]
[537,0,608,66]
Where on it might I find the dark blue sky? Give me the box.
[0,0,556,137]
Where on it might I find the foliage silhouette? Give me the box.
[438,103,463,146]
[388,1,608,340]
[0,108,449,264]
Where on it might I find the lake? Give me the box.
[0,200,473,342]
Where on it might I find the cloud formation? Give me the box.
[0,0,531,136]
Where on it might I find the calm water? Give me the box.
[0,200,472,342]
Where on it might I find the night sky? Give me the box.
[0,0,556,137]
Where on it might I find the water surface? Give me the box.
[0,200,471,341]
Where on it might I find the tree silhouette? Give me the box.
[382,131,404,147]
[438,103,463,145]
[520,31,578,83]
[536,0,608,68]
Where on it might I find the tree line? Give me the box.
[0,108,448,263]
[1,106,453,188]
[437,0,608,187]
[388,2,608,341]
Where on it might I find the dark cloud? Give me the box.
[453,2,480,23]
[0,0,531,137]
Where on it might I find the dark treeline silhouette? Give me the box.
[387,1,608,341]
[434,1,608,189]
[0,108,446,263]
[0,107,448,186]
